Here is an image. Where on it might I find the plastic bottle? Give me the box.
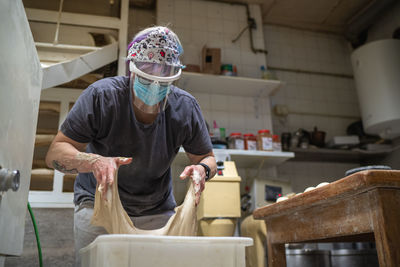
[232,65,237,76]
[228,133,244,149]
[244,133,257,150]
[211,120,220,141]
[260,65,273,80]
[257,129,273,151]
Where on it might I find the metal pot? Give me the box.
[331,249,379,267]
[286,249,331,267]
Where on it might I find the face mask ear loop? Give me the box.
[129,72,134,94]
[163,93,169,111]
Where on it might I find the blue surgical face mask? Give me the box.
[133,75,170,106]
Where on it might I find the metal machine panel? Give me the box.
[250,178,292,211]
[0,0,42,257]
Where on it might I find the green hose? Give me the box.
[27,202,43,267]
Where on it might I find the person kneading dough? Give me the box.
[45,26,217,266]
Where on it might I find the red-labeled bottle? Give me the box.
[257,129,273,151]
[228,132,244,149]
[244,133,257,150]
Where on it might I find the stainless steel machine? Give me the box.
[0,1,42,265]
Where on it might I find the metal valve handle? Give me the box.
[0,166,20,192]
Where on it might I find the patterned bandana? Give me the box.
[127,27,184,68]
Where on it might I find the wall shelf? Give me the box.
[173,148,294,168]
[290,147,390,163]
[176,72,282,97]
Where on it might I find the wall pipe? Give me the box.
[204,0,268,54]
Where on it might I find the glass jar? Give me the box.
[244,133,257,150]
[257,129,273,151]
[228,132,244,150]
[272,134,282,152]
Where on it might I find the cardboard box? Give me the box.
[202,46,221,74]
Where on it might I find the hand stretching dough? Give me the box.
[91,169,199,236]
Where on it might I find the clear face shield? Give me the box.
[129,61,182,114]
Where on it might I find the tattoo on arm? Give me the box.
[52,160,78,174]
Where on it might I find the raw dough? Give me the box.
[91,169,198,236]
[304,186,316,192]
[316,182,330,188]
[276,196,288,202]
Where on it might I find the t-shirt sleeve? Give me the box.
[182,99,213,155]
[60,86,101,143]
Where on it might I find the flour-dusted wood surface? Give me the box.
[253,170,400,267]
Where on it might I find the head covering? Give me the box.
[127,26,184,69]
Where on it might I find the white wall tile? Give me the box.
[235,5,247,22]
[222,48,241,65]
[191,30,208,46]
[223,32,242,50]
[182,43,201,65]
[211,94,228,111]
[174,27,192,43]
[174,0,191,15]
[175,14,192,29]
[157,12,175,26]
[212,111,230,127]
[192,92,211,110]
[228,112,246,132]
[207,18,224,33]
[223,19,239,34]
[240,51,258,66]
[207,1,223,18]
[237,30,250,51]
[222,4,237,19]
[158,0,174,14]
[228,96,244,113]
[191,1,207,16]
[241,64,260,79]
[191,16,208,31]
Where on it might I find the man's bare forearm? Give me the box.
[51,160,79,174]
[46,141,99,174]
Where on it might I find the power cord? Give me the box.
[27,202,43,267]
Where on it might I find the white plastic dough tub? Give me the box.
[80,234,253,267]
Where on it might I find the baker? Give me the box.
[45,26,216,265]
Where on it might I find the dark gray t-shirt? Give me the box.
[60,76,212,216]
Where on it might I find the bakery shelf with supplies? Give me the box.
[290,147,391,163]
[173,148,294,168]
[176,72,283,97]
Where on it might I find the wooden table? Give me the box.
[253,170,400,267]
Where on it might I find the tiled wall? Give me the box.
[157,0,273,136]
[263,25,362,194]
[277,161,359,193]
[265,25,353,76]
[153,2,363,203]
[128,8,156,44]
[157,0,267,78]
[157,0,277,203]
[264,25,360,140]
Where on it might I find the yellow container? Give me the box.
[197,161,241,220]
[198,219,237,236]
